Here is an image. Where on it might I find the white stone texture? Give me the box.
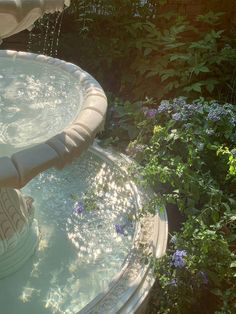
[0,0,69,41]
[0,50,107,189]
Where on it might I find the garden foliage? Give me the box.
[58,0,236,102]
[108,97,236,313]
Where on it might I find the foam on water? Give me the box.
[0,58,83,157]
[0,151,136,314]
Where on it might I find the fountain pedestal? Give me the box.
[0,188,38,278]
[0,0,72,276]
[0,49,107,277]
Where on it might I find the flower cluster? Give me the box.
[73,201,84,214]
[173,97,187,107]
[207,104,228,122]
[172,250,187,268]
[115,224,125,235]
[145,108,158,118]
[172,112,184,121]
[158,100,171,113]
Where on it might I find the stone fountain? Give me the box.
[0,0,107,279]
[0,2,168,313]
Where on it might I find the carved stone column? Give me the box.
[0,188,38,278]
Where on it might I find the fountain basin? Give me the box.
[0,142,168,313]
[0,50,107,189]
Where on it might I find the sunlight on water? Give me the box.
[0,151,136,314]
[0,58,83,157]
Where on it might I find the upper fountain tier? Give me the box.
[0,0,70,42]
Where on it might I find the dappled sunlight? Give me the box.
[0,151,137,314]
[19,286,40,303]
[0,58,82,156]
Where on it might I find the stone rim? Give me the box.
[0,50,107,189]
[79,142,168,314]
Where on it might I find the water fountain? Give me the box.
[0,1,168,313]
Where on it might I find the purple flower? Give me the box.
[172,250,187,268]
[198,271,208,285]
[74,201,84,214]
[183,104,195,112]
[172,113,183,121]
[207,111,221,122]
[173,97,187,107]
[115,224,125,235]
[145,108,158,118]
[158,100,170,113]
[207,106,227,122]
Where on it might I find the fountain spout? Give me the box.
[0,0,70,43]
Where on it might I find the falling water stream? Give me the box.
[28,12,64,57]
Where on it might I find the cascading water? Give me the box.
[28,11,64,57]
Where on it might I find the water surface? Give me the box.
[0,57,82,157]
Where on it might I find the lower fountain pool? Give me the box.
[0,147,137,314]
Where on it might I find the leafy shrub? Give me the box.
[56,1,236,102]
[103,96,236,312]
[123,97,236,313]
[154,214,236,314]
[136,98,236,212]
[123,9,236,102]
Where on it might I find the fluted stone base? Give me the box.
[0,220,39,278]
[0,188,39,278]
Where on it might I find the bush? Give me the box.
[123,97,236,313]
[105,96,236,313]
[55,1,236,102]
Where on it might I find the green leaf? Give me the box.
[144,47,152,56]
[191,64,210,75]
[184,83,202,93]
[169,54,190,62]
[230,261,236,268]
[161,70,177,81]
[205,79,218,93]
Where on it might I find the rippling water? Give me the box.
[0,58,82,157]
[0,151,136,314]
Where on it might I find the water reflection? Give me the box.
[0,151,136,314]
